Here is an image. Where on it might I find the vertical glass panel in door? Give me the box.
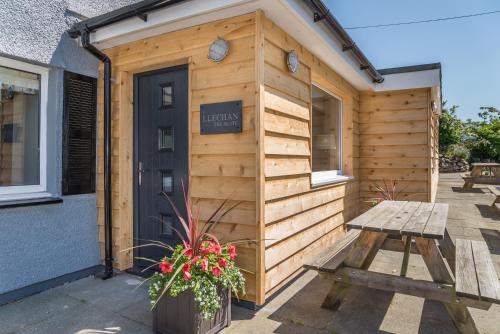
[160,214,174,237]
[161,83,173,107]
[158,127,174,151]
[161,171,173,193]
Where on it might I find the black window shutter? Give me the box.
[62,71,97,195]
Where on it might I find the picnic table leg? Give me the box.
[400,236,412,277]
[321,280,349,311]
[344,231,388,269]
[443,303,479,334]
[415,237,479,334]
[321,231,388,310]
[415,237,454,284]
[438,228,456,275]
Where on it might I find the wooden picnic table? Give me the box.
[305,200,500,334]
[462,162,500,188]
[471,162,500,178]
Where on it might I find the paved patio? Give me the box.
[1,173,499,334]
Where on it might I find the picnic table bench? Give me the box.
[305,201,500,334]
[462,163,500,188]
[487,185,500,212]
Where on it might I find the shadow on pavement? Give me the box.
[475,204,500,220]
[480,228,500,255]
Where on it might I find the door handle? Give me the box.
[138,162,145,186]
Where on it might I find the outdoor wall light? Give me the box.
[208,37,230,63]
[286,50,299,73]
[431,100,437,112]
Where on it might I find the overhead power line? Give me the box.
[345,9,500,30]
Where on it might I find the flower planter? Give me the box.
[152,287,231,334]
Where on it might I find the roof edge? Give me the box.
[68,0,383,84]
[301,0,384,83]
[68,0,189,37]
[378,63,441,75]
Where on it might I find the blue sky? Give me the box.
[324,0,500,120]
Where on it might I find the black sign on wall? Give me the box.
[200,100,242,134]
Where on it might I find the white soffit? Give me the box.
[89,0,375,90]
[374,69,440,92]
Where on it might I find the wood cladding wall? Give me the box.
[97,13,259,302]
[430,86,440,202]
[261,17,361,298]
[95,9,438,305]
[358,88,433,208]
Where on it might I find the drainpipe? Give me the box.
[79,30,114,280]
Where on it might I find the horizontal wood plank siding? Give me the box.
[96,10,437,306]
[261,17,361,295]
[359,89,431,208]
[429,86,441,202]
[98,13,258,302]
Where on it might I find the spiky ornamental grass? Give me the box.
[131,181,248,320]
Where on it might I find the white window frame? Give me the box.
[0,56,48,200]
[311,84,350,187]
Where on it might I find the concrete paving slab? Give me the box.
[20,303,151,334]
[59,274,149,314]
[0,289,83,334]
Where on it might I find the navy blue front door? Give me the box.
[134,65,188,268]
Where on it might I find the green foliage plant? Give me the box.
[439,103,465,150]
[445,144,470,160]
[133,182,246,320]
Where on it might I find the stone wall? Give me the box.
[439,155,470,172]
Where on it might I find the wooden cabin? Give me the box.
[70,0,441,305]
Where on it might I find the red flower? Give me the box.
[200,257,209,272]
[218,258,227,268]
[200,241,213,255]
[212,244,222,255]
[183,241,193,258]
[191,255,200,264]
[182,263,191,281]
[211,266,221,277]
[159,261,173,273]
[229,245,237,260]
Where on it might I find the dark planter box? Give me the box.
[152,287,231,334]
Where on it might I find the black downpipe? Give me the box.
[80,30,114,280]
[67,0,190,280]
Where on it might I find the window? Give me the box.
[160,170,173,194]
[161,83,173,107]
[158,127,174,151]
[311,85,346,186]
[62,71,97,195]
[0,57,48,199]
[160,214,174,237]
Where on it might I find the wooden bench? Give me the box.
[304,229,361,273]
[455,239,500,304]
[488,186,500,206]
[461,173,474,189]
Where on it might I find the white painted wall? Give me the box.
[374,69,441,92]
